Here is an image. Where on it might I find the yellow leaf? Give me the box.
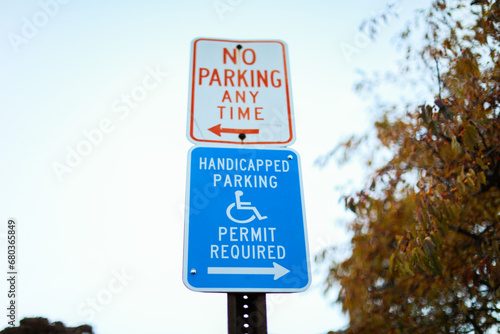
[466,175,475,188]
[451,135,462,154]
[478,171,487,185]
[476,157,488,170]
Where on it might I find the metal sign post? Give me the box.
[228,293,267,334]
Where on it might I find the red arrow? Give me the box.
[208,124,260,137]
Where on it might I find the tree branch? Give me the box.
[435,57,442,99]
[447,224,485,243]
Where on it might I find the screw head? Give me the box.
[190,269,196,275]
[287,155,293,160]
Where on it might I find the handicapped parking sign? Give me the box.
[183,146,311,292]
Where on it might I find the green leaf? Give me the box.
[451,135,462,154]
[476,157,488,170]
[463,125,478,149]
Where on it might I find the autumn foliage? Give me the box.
[321,1,500,333]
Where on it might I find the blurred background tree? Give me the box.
[319,0,500,333]
[0,318,92,334]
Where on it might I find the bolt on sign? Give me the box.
[187,38,295,146]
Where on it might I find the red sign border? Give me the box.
[188,38,295,146]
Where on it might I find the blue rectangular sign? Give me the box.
[183,146,310,292]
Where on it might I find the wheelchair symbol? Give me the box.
[226,190,268,224]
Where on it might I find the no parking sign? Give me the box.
[187,38,295,146]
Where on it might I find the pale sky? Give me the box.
[0,1,429,333]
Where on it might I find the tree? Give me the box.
[320,1,500,333]
[0,317,93,334]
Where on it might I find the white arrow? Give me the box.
[207,262,290,280]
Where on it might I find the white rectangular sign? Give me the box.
[187,38,295,146]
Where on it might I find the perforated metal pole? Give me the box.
[228,293,267,334]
